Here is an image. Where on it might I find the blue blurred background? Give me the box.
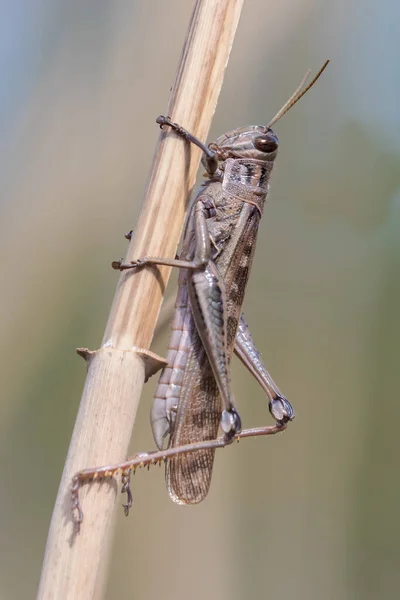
[1,1,400,598]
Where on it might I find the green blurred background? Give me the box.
[1,1,399,598]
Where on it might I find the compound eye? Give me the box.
[254,135,278,153]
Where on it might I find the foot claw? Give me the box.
[156,115,170,129]
[121,472,133,517]
[111,259,145,271]
[111,259,123,270]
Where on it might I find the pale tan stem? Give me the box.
[37,1,244,599]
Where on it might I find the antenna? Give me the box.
[267,59,330,129]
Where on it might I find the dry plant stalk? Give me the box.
[37,1,245,599]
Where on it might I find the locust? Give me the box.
[72,60,329,524]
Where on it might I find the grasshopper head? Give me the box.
[210,126,279,164]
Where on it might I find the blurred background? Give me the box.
[1,1,399,598]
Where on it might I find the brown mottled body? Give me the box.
[149,136,278,503]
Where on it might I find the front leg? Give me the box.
[156,115,219,177]
[113,198,211,272]
[234,314,294,426]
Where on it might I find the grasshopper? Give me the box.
[72,61,329,523]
